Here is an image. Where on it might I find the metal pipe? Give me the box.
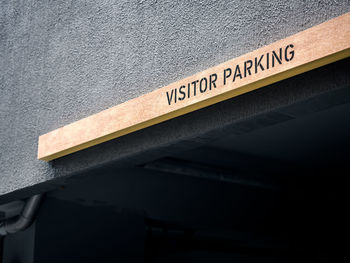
[0,194,43,236]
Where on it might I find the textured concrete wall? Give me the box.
[1,0,350,197]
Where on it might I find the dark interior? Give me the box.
[7,84,347,262]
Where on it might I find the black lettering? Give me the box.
[174,88,177,103]
[285,44,294,62]
[272,48,282,67]
[200,77,207,93]
[244,60,253,77]
[255,54,264,73]
[209,73,217,90]
[233,65,242,82]
[266,52,270,69]
[179,85,186,101]
[192,80,199,96]
[223,68,232,85]
[187,83,191,98]
[166,89,174,105]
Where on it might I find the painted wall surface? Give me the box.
[1,0,350,197]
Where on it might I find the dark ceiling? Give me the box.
[15,79,349,263]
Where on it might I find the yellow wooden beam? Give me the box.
[38,12,350,161]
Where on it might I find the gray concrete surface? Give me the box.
[1,0,350,198]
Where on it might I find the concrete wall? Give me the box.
[1,0,350,198]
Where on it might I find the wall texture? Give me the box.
[1,0,350,198]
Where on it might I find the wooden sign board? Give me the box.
[38,12,350,161]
